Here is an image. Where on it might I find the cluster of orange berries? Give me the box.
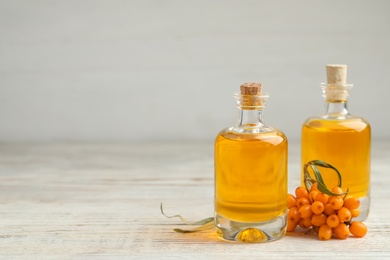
[287,183,367,240]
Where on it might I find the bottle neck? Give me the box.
[321,83,352,119]
[324,101,349,118]
[233,92,270,133]
[237,108,264,128]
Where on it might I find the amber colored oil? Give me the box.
[214,129,288,223]
[301,118,370,198]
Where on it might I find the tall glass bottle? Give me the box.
[214,82,288,242]
[301,65,371,221]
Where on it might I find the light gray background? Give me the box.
[0,0,389,142]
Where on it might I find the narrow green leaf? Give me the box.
[303,164,316,191]
[308,160,343,187]
[310,164,325,184]
[316,179,336,196]
[173,221,215,233]
[303,160,348,196]
[160,203,213,225]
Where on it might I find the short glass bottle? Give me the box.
[301,66,371,221]
[214,82,288,243]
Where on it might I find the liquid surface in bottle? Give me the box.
[215,129,288,223]
[301,118,370,198]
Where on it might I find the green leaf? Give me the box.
[160,203,214,233]
[310,164,325,185]
[309,160,343,187]
[303,160,348,196]
[303,164,316,191]
[173,221,215,233]
[316,179,336,196]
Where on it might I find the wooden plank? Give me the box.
[0,141,389,257]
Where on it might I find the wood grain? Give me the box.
[0,141,389,258]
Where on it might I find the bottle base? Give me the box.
[215,212,287,243]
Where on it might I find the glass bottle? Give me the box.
[301,65,371,221]
[214,82,288,242]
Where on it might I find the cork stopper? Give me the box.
[240,82,262,95]
[326,64,347,85]
[323,64,351,102]
[237,82,265,109]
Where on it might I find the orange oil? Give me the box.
[301,118,370,198]
[215,130,288,223]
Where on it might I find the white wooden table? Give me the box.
[0,141,389,258]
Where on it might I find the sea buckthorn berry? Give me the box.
[287,219,298,232]
[318,225,332,240]
[324,203,336,215]
[287,194,297,209]
[299,204,313,219]
[344,197,360,210]
[311,213,327,227]
[343,195,353,201]
[349,221,367,238]
[350,208,360,218]
[298,218,305,228]
[297,197,310,208]
[309,190,319,204]
[310,182,318,192]
[301,217,312,229]
[329,196,344,210]
[311,201,325,214]
[287,207,300,223]
[338,207,352,222]
[331,186,344,195]
[298,218,311,229]
[326,214,340,228]
[333,223,350,239]
[315,192,329,205]
[295,186,309,199]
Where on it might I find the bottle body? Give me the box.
[301,115,370,220]
[214,83,288,242]
[215,123,288,242]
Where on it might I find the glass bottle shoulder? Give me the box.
[216,126,287,145]
[303,114,370,132]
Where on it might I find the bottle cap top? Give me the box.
[326,64,347,85]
